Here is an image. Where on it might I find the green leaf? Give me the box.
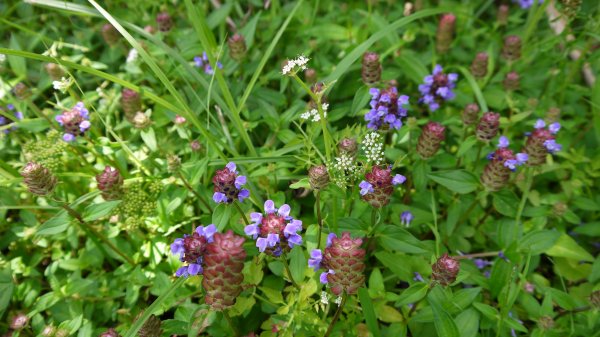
[395,51,428,85]
[212,203,232,231]
[37,210,71,236]
[492,190,519,217]
[545,234,594,262]
[82,200,121,222]
[140,128,157,152]
[518,230,560,255]
[289,246,306,284]
[378,226,428,254]
[375,252,412,280]
[0,268,14,317]
[427,288,459,337]
[473,302,498,322]
[428,170,479,194]
[458,66,488,112]
[456,135,477,158]
[289,178,310,189]
[454,309,479,337]
[8,35,26,77]
[589,257,600,283]
[377,305,404,323]
[358,288,382,337]
[368,268,385,294]
[394,283,428,307]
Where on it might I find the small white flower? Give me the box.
[300,103,328,122]
[320,291,329,304]
[0,54,6,63]
[334,296,342,306]
[52,77,73,93]
[282,55,310,75]
[126,48,139,63]
[363,132,384,165]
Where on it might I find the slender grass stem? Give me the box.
[177,172,213,213]
[316,190,323,249]
[233,201,249,226]
[281,254,299,289]
[515,166,535,228]
[324,294,347,337]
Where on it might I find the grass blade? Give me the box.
[458,66,489,112]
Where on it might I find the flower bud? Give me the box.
[436,14,456,53]
[502,35,522,61]
[431,253,459,286]
[481,148,516,191]
[99,328,121,337]
[417,122,445,159]
[121,88,141,121]
[462,103,480,125]
[203,230,247,310]
[360,165,406,208]
[361,52,382,86]
[227,33,247,61]
[9,313,28,330]
[41,325,56,337]
[190,140,202,152]
[476,112,500,142]
[144,25,156,34]
[132,112,151,129]
[21,162,57,196]
[470,52,488,79]
[552,202,568,217]
[13,82,31,100]
[546,107,560,124]
[304,68,317,84]
[338,137,358,158]
[167,154,181,173]
[44,63,65,80]
[101,24,120,46]
[156,12,173,32]
[96,166,124,201]
[322,232,366,296]
[308,165,329,189]
[497,5,509,25]
[537,316,555,331]
[503,71,520,91]
[523,127,557,166]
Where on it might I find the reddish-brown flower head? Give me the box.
[361,52,382,86]
[228,33,247,61]
[476,112,500,142]
[431,253,459,286]
[96,166,124,201]
[470,52,488,79]
[502,35,522,61]
[21,162,57,196]
[156,12,173,32]
[322,232,366,296]
[436,13,456,53]
[417,122,446,159]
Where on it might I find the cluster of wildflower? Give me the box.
[212,162,250,204]
[308,232,366,295]
[171,224,216,277]
[308,165,329,190]
[431,253,460,286]
[55,102,91,142]
[281,55,309,75]
[20,162,58,196]
[481,136,528,191]
[514,0,543,9]
[300,102,329,122]
[362,131,385,165]
[0,104,23,134]
[365,87,409,130]
[360,165,406,208]
[328,153,361,188]
[23,130,68,172]
[116,180,162,228]
[52,77,73,93]
[418,65,458,111]
[244,200,303,256]
[194,52,223,75]
[523,119,561,165]
[96,166,124,201]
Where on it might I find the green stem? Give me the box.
[515,167,534,227]
[233,200,249,226]
[61,204,136,266]
[316,190,323,249]
[222,310,239,337]
[429,188,441,257]
[323,294,347,337]
[177,172,213,213]
[281,254,299,289]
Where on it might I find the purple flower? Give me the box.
[213,192,228,203]
[514,0,543,9]
[400,211,414,226]
[56,102,91,142]
[544,139,562,153]
[365,86,409,130]
[534,119,546,129]
[171,224,218,277]
[63,133,76,142]
[244,200,303,255]
[359,181,374,196]
[392,174,406,185]
[320,269,334,284]
[0,106,24,134]
[194,52,224,75]
[212,162,249,204]
[516,153,529,165]
[326,233,337,247]
[548,122,560,134]
[498,136,510,148]
[473,259,491,270]
[308,249,322,271]
[418,65,457,111]
[413,272,424,282]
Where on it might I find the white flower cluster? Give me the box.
[334,296,343,306]
[126,48,139,63]
[282,55,309,75]
[329,152,361,188]
[52,77,73,93]
[320,291,329,305]
[300,103,329,122]
[363,132,384,165]
[0,54,6,63]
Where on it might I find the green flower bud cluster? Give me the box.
[23,130,68,172]
[116,180,162,228]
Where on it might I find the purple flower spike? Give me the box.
[244,200,303,256]
[171,224,219,278]
[544,139,562,153]
[278,204,291,217]
[212,162,250,204]
[234,175,246,189]
[226,162,237,172]
[418,65,457,111]
[256,238,268,252]
[413,272,424,282]
[63,133,76,142]
[238,189,250,202]
[364,85,410,130]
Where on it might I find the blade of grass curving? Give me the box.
[458,66,488,112]
[123,277,185,337]
[236,0,304,115]
[357,288,382,337]
[323,8,449,85]
[184,0,257,156]
[87,0,231,162]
